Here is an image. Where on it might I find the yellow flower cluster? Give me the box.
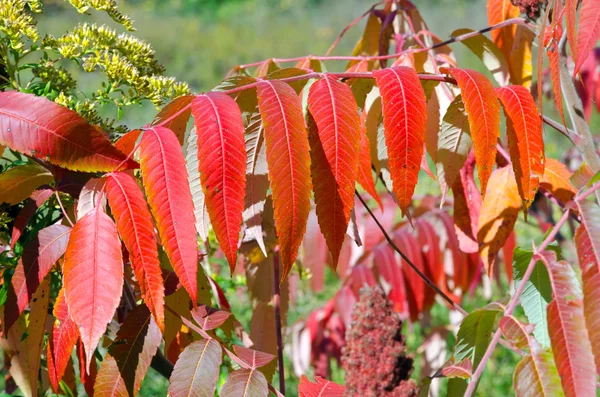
[0,0,41,49]
[67,0,134,31]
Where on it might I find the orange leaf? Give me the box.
[307,76,361,267]
[139,127,199,304]
[487,0,520,61]
[149,95,194,145]
[495,85,545,209]
[0,163,53,205]
[448,68,501,195]
[539,252,597,397]
[575,200,600,377]
[373,66,427,215]
[191,92,246,270]
[574,0,600,76]
[0,92,136,172]
[566,0,578,62]
[540,158,576,205]
[93,355,128,397]
[256,80,312,279]
[106,172,165,332]
[64,208,124,372]
[477,166,521,277]
[546,24,567,126]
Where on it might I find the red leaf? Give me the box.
[108,304,162,396]
[373,66,427,215]
[233,345,276,369]
[139,127,198,303]
[0,92,136,172]
[149,95,194,145]
[373,244,407,315]
[106,172,165,331]
[574,0,600,76]
[546,25,567,126]
[191,92,246,270]
[302,210,328,291]
[575,200,600,376]
[358,111,382,209]
[448,68,501,195]
[566,0,578,61]
[396,227,427,321]
[64,208,124,372]
[10,189,52,247]
[220,369,269,397]
[191,305,232,331]
[77,340,98,395]
[48,288,79,393]
[452,156,481,253]
[298,375,345,397]
[477,166,521,277]
[307,76,361,267]
[114,129,142,157]
[5,223,71,331]
[495,85,545,209]
[539,252,597,397]
[94,355,128,397]
[257,80,312,279]
[168,339,223,397]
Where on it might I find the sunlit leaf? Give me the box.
[574,0,600,76]
[149,94,194,145]
[298,375,345,397]
[48,288,79,394]
[64,208,124,372]
[0,163,53,205]
[192,92,247,270]
[539,159,576,205]
[0,91,136,172]
[77,177,106,219]
[94,355,128,397]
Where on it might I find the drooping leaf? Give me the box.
[220,368,269,397]
[257,80,312,279]
[566,0,577,62]
[301,210,328,292]
[499,315,534,350]
[395,227,427,320]
[448,68,501,195]
[77,177,107,219]
[255,59,280,78]
[149,94,194,145]
[512,246,553,347]
[192,92,246,270]
[495,85,545,209]
[77,340,98,395]
[10,190,52,247]
[540,158,576,205]
[94,355,128,397]
[5,223,71,331]
[350,11,382,59]
[436,95,472,200]
[242,111,268,255]
[108,305,162,396]
[477,166,521,276]
[232,346,276,369]
[185,126,210,242]
[373,244,407,315]
[115,129,142,157]
[106,172,165,331]
[574,200,600,376]
[513,345,564,397]
[191,305,232,331]
[373,66,427,215]
[509,25,535,88]
[298,375,345,397]
[454,306,502,366]
[452,28,510,86]
[0,163,53,205]
[452,157,481,253]
[169,339,223,397]
[307,76,361,267]
[63,208,124,372]
[48,288,79,394]
[487,0,520,61]
[546,25,566,126]
[139,126,198,303]
[357,111,382,209]
[440,359,473,379]
[0,91,136,172]
[539,253,597,397]
[574,0,600,76]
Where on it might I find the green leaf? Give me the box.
[512,246,554,347]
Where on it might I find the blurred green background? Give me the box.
[30,0,594,396]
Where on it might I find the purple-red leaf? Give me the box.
[220,368,269,397]
[373,66,427,215]
[298,375,345,397]
[448,68,501,195]
[191,92,246,270]
[48,288,79,393]
[307,76,361,267]
[257,80,312,279]
[574,0,600,76]
[139,126,198,304]
[233,346,276,369]
[106,172,165,331]
[63,208,124,372]
[0,91,136,172]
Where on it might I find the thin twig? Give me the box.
[464,180,600,396]
[324,1,384,56]
[355,190,467,315]
[54,191,74,227]
[273,251,285,395]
